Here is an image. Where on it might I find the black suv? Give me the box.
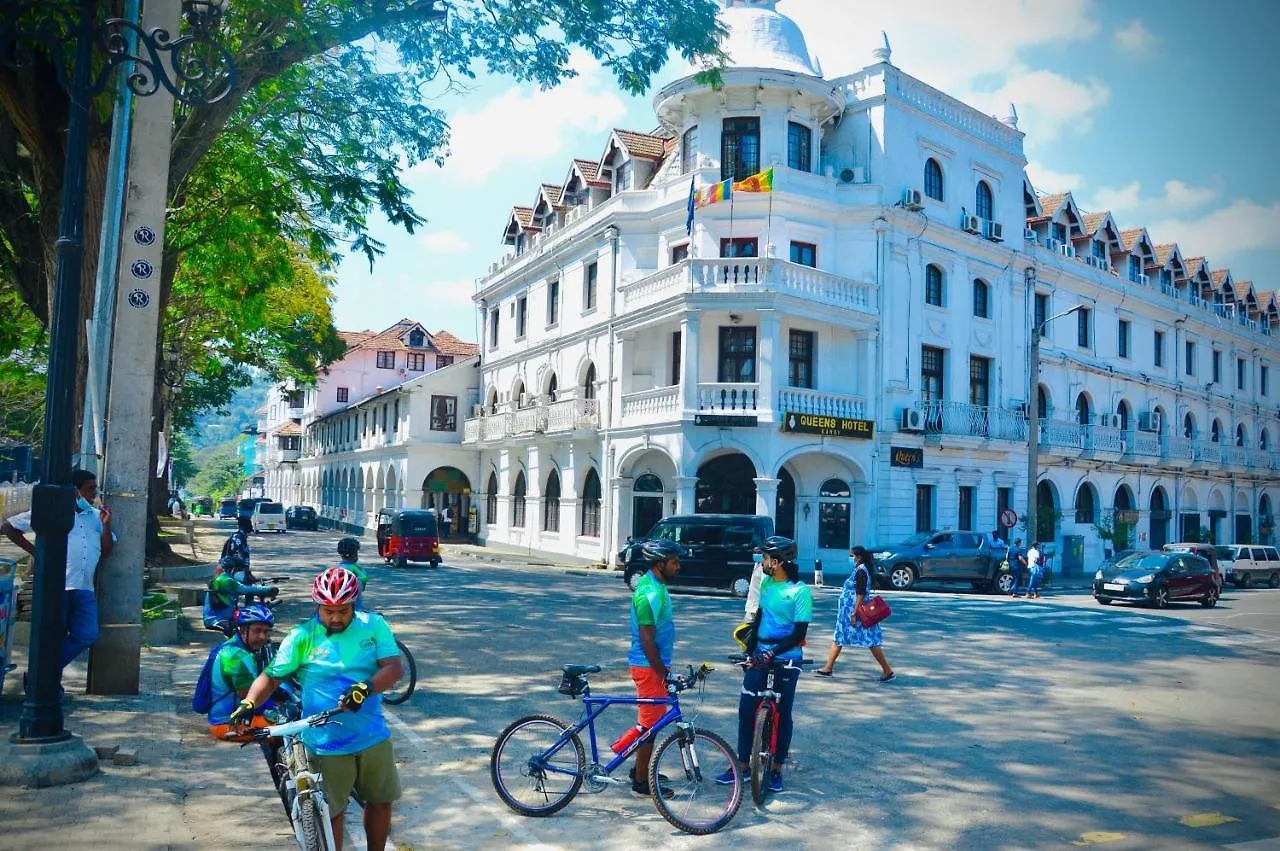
[286,505,318,530]
[871,531,1011,592]
[618,514,774,595]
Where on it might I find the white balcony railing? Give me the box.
[462,418,481,443]
[1195,441,1222,464]
[1039,419,1086,450]
[1087,425,1125,453]
[280,448,301,462]
[697,382,759,412]
[546,398,600,432]
[621,386,681,423]
[1128,430,1161,457]
[482,413,511,441]
[286,407,304,420]
[1164,436,1195,464]
[919,401,1026,441]
[465,399,599,442]
[620,258,876,315]
[511,406,546,435]
[778,388,867,421]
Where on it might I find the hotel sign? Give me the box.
[889,446,924,468]
[781,412,875,439]
[695,413,758,428]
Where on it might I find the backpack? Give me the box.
[191,641,227,714]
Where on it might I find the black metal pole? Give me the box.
[14,0,95,744]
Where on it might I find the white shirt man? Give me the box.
[2,471,115,672]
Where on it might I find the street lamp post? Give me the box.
[1025,303,1086,551]
[0,0,234,751]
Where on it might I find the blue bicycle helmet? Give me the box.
[234,603,275,626]
[639,539,686,565]
[760,535,798,562]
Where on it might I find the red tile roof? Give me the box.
[1211,269,1231,287]
[1119,228,1148,251]
[274,421,302,437]
[511,206,534,229]
[1079,211,1112,237]
[1039,192,1070,219]
[342,320,474,358]
[539,184,564,207]
[1154,244,1181,266]
[573,159,600,183]
[338,330,376,348]
[613,129,668,159]
[431,330,479,357]
[1234,280,1256,301]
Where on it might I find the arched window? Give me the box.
[1117,400,1132,432]
[1211,419,1222,443]
[581,469,602,537]
[925,264,944,306]
[512,380,526,408]
[582,364,596,400]
[486,388,498,415]
[1036,384,1050,419]
[512,472,527,527]
[546,374,558,403]
[1184,413,1195,439]
[486,473,498,525]
[681,125,698,175]
[543,471,561,532]
[1075,393,1091,426]
[924,158,944,201]
[1236,424,1246,447]
[1074,484,1096,524]
[975,181,993,221]
[972,279,990,318]
[818,478,852,550]
[1262,428,1271,451]
[634,474,663,493]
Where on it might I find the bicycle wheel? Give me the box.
[383,639,417,705]
[491,714,585,817]
[650,727,743,835]
[750,704,774,806]
[296,792,330,851]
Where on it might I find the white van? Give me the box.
[252,501,286,533]
[1219,544,1280,588]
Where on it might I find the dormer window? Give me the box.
[408,330,425,347]
[1128,256,1142,283]
[1051,222,1067,244]
[1160,269,1172,288]
[1092,240,1107,262]
[515,232,526,255]
[614,160,631,194]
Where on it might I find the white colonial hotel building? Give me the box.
[409,0,1275,578]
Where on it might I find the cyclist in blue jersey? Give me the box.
[628,539,683,797]
[717,535,811,793]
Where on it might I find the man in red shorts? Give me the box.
[627,539,683,796]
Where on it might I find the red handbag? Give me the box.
[856,594,892,628]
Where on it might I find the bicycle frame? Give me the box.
[534,686,685,779]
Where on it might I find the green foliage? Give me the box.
[186,439,247,500]
[1094,512,1135,551]
[186,377,272,451]
[0,282,47,447]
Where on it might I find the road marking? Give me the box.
[1059,619,1106,626]
[1180,812,1239,828]
[1224,838,1280,850]
[1072,831,1126,845]
[1119,625,1188,635]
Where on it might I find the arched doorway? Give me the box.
[1113,484,1136,550]
[486,472,498,526]
[1074,483,1097,525]
[775,468,796,539]
[543,471,561,533]
[580,469,602,537]
[818,478,852,551]
[1180,487,1201,542]
[1149,486,1170,549]
[422,466,472,538]
[1261,494,1274,544]
[632,473,664,538]
[1234,489,1252,544]
[1075,393,1091,426]
[696,454,756,515]
[1035,480,1059,545]
[1117,400,1133,432]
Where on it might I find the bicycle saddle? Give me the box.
[562,664,601,676]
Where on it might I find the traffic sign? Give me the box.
[999,508,1018,529]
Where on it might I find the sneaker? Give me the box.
[767,771,784,793]
[632,780,673,797]
[629,767,670,784]
[813,669,833,678]
[878,672,897,683]
[714,768,738,785]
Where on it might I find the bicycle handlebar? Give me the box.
[225,708,343,742]
[667,662,714,693]
[727,653,814,671]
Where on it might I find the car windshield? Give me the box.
[257,503,283,515]
[1122,554,1169,571]
[399,515,437,535]
[1214,547,1235,561]
[1110,552,1149,570]
[897,533,933,547]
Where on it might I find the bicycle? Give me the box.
[728,653,813,805]
[490,663,743,835]
[229,698,343,851]
[382,638,416,705]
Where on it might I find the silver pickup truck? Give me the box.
[1217,545,1280,588]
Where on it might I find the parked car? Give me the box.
[285,505,318,531]
[1162,543,1224,590]
[617,514,774,596]
[237,497,269,520]
[1093,551,1219,608]
[376,508,441,567]
[870,531,1010,592]
[217,498,238,519]
[251,501,286,533]
[1217,544,1280,588]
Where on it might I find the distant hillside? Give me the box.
[186,375,272,451]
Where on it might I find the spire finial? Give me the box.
[1002,102,1019,129]
[872,31,892,64]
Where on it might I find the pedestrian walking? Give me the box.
[1025,541,1044,599]
[814,546,895,682]
[1010,537,1027,597]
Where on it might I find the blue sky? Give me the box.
[331,0,1280,340]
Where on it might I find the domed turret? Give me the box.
[720,0,821,77]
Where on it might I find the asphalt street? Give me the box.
[234,525,1280,850]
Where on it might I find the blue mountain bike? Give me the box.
[490,663,743,835]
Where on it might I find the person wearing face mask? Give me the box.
[2,469,115,681]
[814,546,895,681]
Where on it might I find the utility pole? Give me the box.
[1025,299,1085,550]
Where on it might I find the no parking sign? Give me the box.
[1000,508,1018,529]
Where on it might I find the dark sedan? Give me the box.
[1093,551,1219,608]
[285,505,318,530]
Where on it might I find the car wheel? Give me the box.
[1270,572,1280,589]
[1233,577,1246,589]
[729,576,750,597]
[1152,585,1170,609]
[888,565,916,591]
[395,555,407,569]
[1096,597,1113,605]
[1240,573,1253,589]
[1200,587,1219,608]
[430,559,441,569]
[625,570,642,591]
[992,570,1015,595]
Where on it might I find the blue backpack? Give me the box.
[191,642,226,714]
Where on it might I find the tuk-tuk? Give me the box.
[376,508,441,568]
[191,497,214,516]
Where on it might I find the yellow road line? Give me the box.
[1180,812,1239,828]
[1072,832,1127,846]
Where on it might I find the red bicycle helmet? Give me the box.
[311,566,361,606]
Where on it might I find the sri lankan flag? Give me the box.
[696,178,732,209]
[733,166,774,194]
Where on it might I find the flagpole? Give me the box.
[765,174,775,266]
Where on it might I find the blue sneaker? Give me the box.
[768,771,784,793]
[714,768,738,785]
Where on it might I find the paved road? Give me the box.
[237,526,1280,849]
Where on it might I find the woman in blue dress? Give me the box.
[815,546,895,682]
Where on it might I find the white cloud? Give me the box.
[1113,20,1157,53]
[1162,180,1221,211]
[1085,180,1222,215]
[1147,199,1280,259]
[1025,162,1082,194]
[428,52,627,182]
[1092,180,1143,211]
[421,229,471,254]
[974,69,1111,141]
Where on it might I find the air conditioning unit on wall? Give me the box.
[900,408,924,432]
[901,188,924,210]
[1099,413,1122,429]
[962,214,982,235]
[1138,411,1162,432]
[984,221,1004,242]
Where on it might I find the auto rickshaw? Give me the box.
[376,508,441,568]
[191,497,214,516]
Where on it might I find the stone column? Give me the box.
[756,311,782,420]
[614,476,634,544]
[680,313,701,415]
[675,475,698,514]
[754,477,780,519]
